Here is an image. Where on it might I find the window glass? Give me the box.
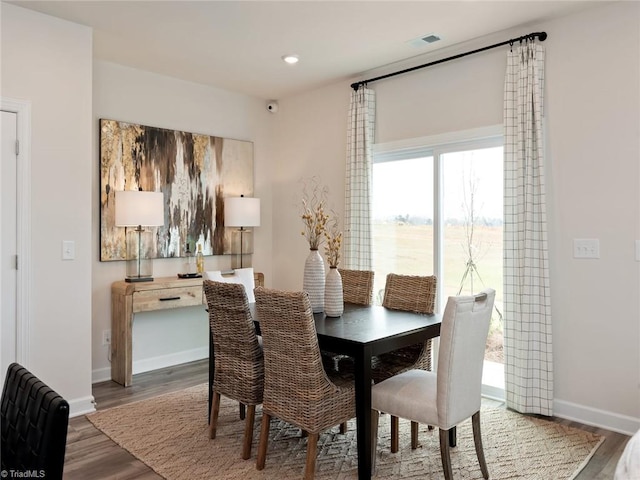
[372,138,504,365]
[372,157,433,303]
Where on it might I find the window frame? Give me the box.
[373,124,503,311]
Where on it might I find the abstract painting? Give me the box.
[99,119,254,261]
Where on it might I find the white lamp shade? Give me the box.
[115,190,165,227]
[225,196,260,227]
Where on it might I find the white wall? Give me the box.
[272,2,640,433]
[1,4,94,414]
[91,61,275,382]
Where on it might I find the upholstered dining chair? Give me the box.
[203,280,264,460]
[371,289,496,479]
[254,287,356,480]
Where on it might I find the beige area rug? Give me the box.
[87,383,604,479]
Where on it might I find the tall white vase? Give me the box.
[303,249,325,313]
[324,267,344,317]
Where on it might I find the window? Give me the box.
[372,128,504,385]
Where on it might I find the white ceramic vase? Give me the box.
[324,266,344,317]
[303,249,325,313]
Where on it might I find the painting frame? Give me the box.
[99,118,254,262]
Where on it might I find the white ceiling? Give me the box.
[7,1,601,100]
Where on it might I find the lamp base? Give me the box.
[125,276,154,283]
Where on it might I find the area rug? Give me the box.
[87,383,604,479]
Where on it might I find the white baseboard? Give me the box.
[92,366,111,384]
[554,399,639,436]
[92,347,209,385]
[68,394,96,418]
[133,347,208,375]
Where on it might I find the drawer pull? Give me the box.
[159,296,181,301]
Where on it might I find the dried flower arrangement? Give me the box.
[324,217,343,268]
[300,179,330,250]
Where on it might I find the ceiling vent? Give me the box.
[408,33,441,48]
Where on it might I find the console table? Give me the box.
[111,272,264,386]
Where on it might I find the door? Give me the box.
[1,109,18,385]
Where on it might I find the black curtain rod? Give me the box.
[351,31,547,91]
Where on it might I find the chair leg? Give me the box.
[256,412,271,470]
[472,411,489,479]
[411,421,419,449]
[371,409,379,474]
[239,402,246,420]
[304,432,319,480]
[391,415,399,453]
[439,428,454,480]
[208,391,221,439]
[339,422,347,434]
[242,405,256,460]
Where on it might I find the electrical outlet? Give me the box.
[102,330,111,346]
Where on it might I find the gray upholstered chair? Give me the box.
[204,280,264,460]
[254,287,356,480]
[371,289,496,479]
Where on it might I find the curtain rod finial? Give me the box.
[538,32,548,41]
[351,82,361,91]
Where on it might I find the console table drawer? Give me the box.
[132,286,203,313]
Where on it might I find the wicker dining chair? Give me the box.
[204,269,263,422]
[203,280,264,460]
[338,268,374,306]
[321,269,375,375]
[254,287,356,480]
[374,273,437,451]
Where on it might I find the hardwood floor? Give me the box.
[63,359,630,479]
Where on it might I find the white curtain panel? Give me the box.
[503,41,553,416]
[344,87,375,270]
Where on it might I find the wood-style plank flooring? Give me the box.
[63,359,630,479]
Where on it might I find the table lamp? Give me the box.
[225,195,260,269]
[115,190,164,282]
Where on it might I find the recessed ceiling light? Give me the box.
[282,54,299,65]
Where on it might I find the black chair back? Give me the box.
[1,363,69,480]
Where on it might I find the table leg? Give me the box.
[354,346,373,479]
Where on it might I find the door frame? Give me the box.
[1,97,32,367]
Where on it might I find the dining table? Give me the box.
[208,302,442,479]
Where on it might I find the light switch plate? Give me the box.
[573,239,599,259]
[62,240,75,260]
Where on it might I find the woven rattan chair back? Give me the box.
[254,287,355,479]
[382,273,437,314]
[203,280,264,459]
[338,269,374,305]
